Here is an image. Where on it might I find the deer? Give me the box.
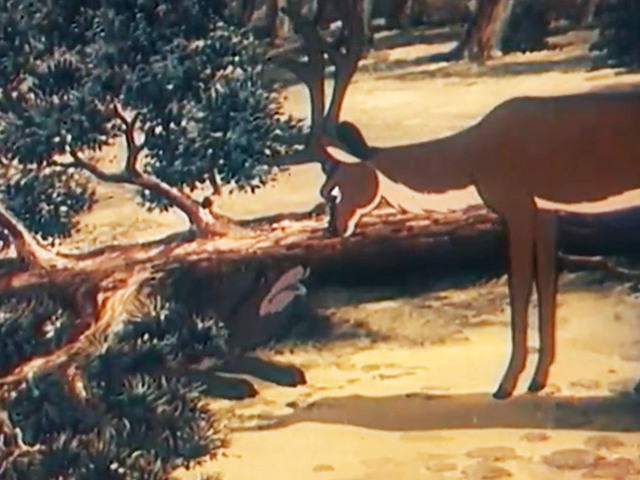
[271,0,640,399]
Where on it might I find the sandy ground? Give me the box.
[178,275,640,480]
[63,26,640,480]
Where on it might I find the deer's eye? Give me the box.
[330,186,342,202]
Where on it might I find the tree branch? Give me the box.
[0,202,65,270]
[0,267,151,392]
[0,408,43,475]
[67,108,237,236]
[69,150,129,184]
[113,103,143,174]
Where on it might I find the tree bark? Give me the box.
[579,0,600,25]
[448,0,516,62]
[238,0,258,25]
[2,202,640,390]
[127,169,240,236]
[3,203,640,294]
[0,203,65,269]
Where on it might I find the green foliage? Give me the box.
[0,292,76,376]
[591,0,640,69]
[0,291,227,480]
[0,162,94,238]
[0,0,297,234]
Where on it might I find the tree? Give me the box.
[501,0,551,54]
[0,289,225,480]
[445,0,516,62]
[0,1,307,477]
[438,0,559,63]
[0,0,297,255]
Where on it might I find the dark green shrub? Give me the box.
[501,0,551,54]
[0,292,226,480]
[591,0,640,69]
[0,0,298,236]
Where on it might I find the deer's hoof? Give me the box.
[277,365,307,387]
[492,386,514,400]
[527,379,546,393]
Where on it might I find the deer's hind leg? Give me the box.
[493,204,536,399]
[528,209,559,393]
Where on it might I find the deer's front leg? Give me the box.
[528,210,558,393]
[494,211,536,399]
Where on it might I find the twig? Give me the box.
[0,408,44,475]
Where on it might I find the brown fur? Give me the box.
[321,91,640,399]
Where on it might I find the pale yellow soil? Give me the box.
[178,276,640,480]
[57,26,640,480]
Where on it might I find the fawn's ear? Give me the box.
[259,265,309,317]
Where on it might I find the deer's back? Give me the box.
[474,92,640,202]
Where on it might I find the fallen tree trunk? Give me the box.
[2,202,640,391]
[4,202,640,294]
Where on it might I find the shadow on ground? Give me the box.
[253,391,640,433]
[367,51,594,80]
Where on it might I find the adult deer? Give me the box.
[273,1,640,399]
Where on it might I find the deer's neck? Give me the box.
[369,130,476,193]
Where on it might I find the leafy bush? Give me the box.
[0,292,226,480]
[0,0,297,236]
[591,0,640,69]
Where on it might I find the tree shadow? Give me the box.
[378,51,593,81]
[249,391,640,433]
[310,268,502,310]
[370,25,465,52]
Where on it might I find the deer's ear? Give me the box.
[265,265,307,300]
[326,145,363,164]
[258,265,310,317]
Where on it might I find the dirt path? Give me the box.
[176,275,640,480]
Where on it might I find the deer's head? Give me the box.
[269,1,376,237]
[320,146,381,237]
[171,264,310,357]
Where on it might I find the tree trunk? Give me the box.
[267,0,303,44]
[239,0,258,25]
[579,0,600,25]
[4,203,640,294]
[450,0,516,62]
